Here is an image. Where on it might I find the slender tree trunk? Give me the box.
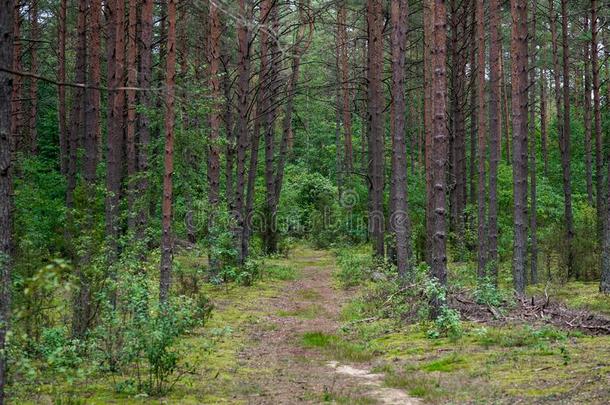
[429,0,448,310]
[234,0,251,263]
[592,0,603,238]
[338,1,353,177]
[106,0,125,296]
[475,0,487,279]
[27,0,38,154]
[0,1,14,402]
[136,0,153,241]
[67,0,87,220]
[559,0,574,278]
[594,0,609,292]
[488,0,501,283]
[511,0,528,295]
[448,0,466,239]
[500,40,512,165]
[223,42,235,214]
[424,0,435,261]
[367,0,385,258]
[528,0,538,284]
[263,6,277,256]
[160,0,177,305]
[10,2,22,155]
[468,5,476,208]
[126,0,138,232]
[57,0,67,174]
[540,70,548,177]
[583,16,593,206]
[207,0,221,271]
[390,0,412,277]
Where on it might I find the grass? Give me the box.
[527,281,610,315]
[422,353,466,372]
[301,331,374,362]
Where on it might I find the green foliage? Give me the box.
[474,276,512,307]
[334,247,372,288]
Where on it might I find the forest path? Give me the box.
[233,247,419,404]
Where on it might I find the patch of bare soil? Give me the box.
[235,250,418,404]
[451,290,610,334]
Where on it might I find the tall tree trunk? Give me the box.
[57,0,67,174]
[528,0,538,285]
[0,1,14,402]
[592,0,603,239]
[424,0,435,261]
[583,16,593,206]
[594,0,609,292]
[67,0,87,226]
[468,4,476,208]
[559,0,574,278]
[390,0,412,277]
[126,0,138,233]
[137,0,153,241]
[106,0,125,300]
[338,1,353,177]
[160,0,176,305]
[223,48,235,215]
[429,0,448,310]
[475,0,487,279]
[540,70,548,177]
[510,0,528,295]
[234,0,251,263]
[262,2,284,255]
[207,0,221,271]
[448,0,466,239]
[10,2,22,156]
[367,0,385,258]
[27,0,38,154]
[488,0,501,283]
[500,40,512,165]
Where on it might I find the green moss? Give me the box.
[527,281,610,315]
[301,331,374,362]
[422,354,466,372]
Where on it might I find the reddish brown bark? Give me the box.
[475,0,487,278]
[0,0,15,400]
[528,0,538,284]
[126,0,138,232]
[390,0,412,276]
[429,0,448,302]
[424,0,434,260]
[593,0,609,292]
[57,0,67,174]
[67,0,87,213]
[160,0,177,304]
[540,70,548,177]
[234,0,251,263]
[27,0,38,154]
[105,0,125,279]
[583,16,593,205]
[488,0,501,283]
[367,0,385,258]
[338,1,353,175]
[10,2,22,155]
[510,0,528,295]
[207,0,221,269]
[137,0,153,240]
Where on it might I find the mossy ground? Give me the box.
[11,248,320,404]
[11,245,610,404]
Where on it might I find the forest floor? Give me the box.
[21,246,610,404]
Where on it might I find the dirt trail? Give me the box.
[235,249,419,404]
